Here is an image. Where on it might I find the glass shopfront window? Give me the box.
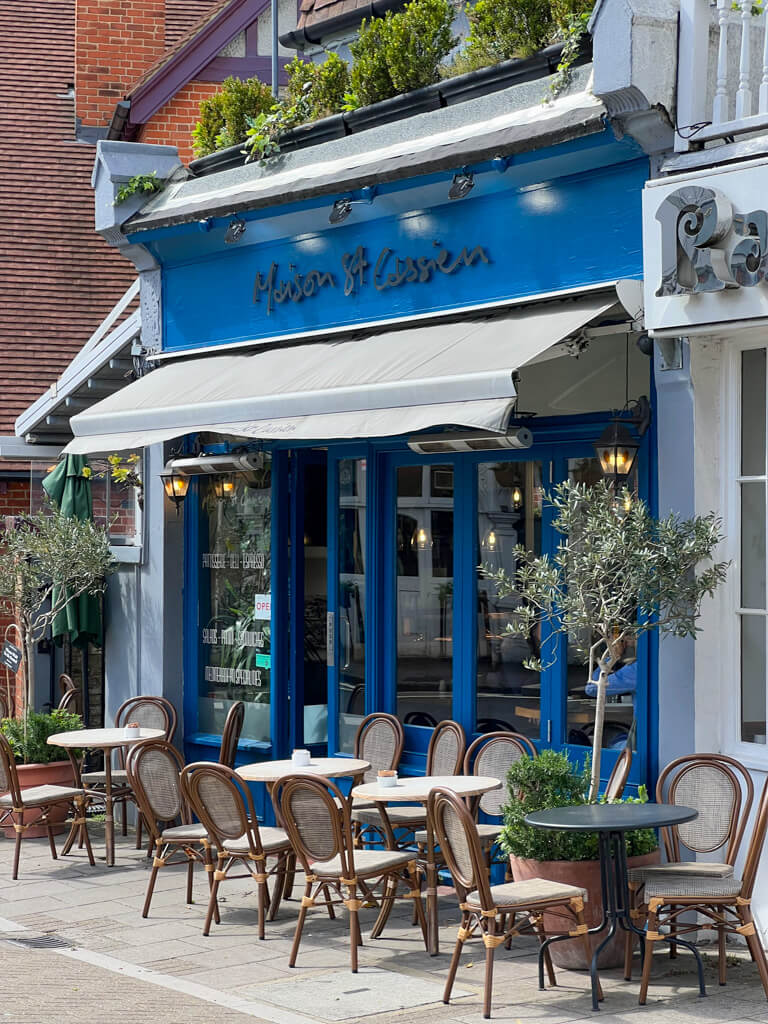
[476,460,543,738]
[395,464,454,728]
[197,459,272,742]
[337,458,367,753]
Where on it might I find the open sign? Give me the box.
[253,594,271,621]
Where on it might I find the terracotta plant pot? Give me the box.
[2,760,76,839]
[509,848,661,970]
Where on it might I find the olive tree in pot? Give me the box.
[0,708,84,837]
[487,479,728,801]
[500,749,658,969]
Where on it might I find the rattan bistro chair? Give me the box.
[638,774,768,1004]
[429,786,597,1019]
[57,689,78,713]
[352,719,466,843]
[126,740,216,921]
[347,713,404,838]
[218,701,245,769]
[0,733,93,879]
[82,696,177,846]
[182,762,291,938]
[275,774,426,972]
[604,743,633,802]
[624,752,754,979]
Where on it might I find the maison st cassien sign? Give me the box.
[159,160,648,353]
[643,157,768,331]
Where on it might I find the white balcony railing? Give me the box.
[677,0,768,151]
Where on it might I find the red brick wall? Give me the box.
[139,80,223,164]
[75,0,167,129]
[0,480,30,716]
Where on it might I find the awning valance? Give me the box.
[65,296,615,454]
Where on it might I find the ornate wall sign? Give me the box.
[655,185,768,296]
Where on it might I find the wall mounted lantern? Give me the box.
[593,396,651,487]
[160,470,190,515]
[211,474,235,500]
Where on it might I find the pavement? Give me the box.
[0,822,767,1024]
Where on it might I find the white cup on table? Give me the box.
[292,748,311,767]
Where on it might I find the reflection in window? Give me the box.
[477,461,542,738]
[198,460,272,743]
[338,459,367,753]
[396,464,453,728]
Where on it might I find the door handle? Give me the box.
[343,618,352,670]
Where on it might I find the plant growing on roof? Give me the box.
[192,75,275,157]
[0,505,115,712]
[114,171,165,205]
[484,479,728,801]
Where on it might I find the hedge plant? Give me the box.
[192,76,275,157]
[1,709,84,765]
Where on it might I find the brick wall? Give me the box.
[0,480,30,716]
[75,0,167,129]
[139,80,223,164]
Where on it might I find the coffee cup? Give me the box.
[292,748,311,767]
[378,770,398,788]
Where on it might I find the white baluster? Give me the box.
[736,0,754,119]
[714,0,731,124]
[759,9,768,112]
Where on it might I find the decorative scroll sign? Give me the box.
[656,185,768,295]
[253,242,491,316]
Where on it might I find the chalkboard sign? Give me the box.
[0,641,22,674]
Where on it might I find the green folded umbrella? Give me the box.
[42,455,102,648]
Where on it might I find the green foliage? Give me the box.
[286,53,351,120]
[351,0,457,105]
[485,479,728,798]
[107,453,142,489]
[114,172,164,206]
[0,503,115,646]
[1,709,84,765]
[451,0,591,76]
[192,76,275,157]
[499,749,658,862]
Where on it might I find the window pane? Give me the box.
[338,459,367,754]
[742,348,766,477]
[303,461,327,746]
[477,460,542,739]
[396,464,453,727]
[198,460,272,742]
[741,482,766,609]
[741,614,766,744]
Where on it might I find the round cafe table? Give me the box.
[525,803,701,1012]
[47,727,164,867]
[352,774,501,955]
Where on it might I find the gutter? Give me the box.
[280,0,407,49]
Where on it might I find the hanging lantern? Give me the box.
[593,420,640,485]
[160,471,190,514]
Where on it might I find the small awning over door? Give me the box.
[65,295,615,454]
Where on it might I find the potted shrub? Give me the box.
[500,749,659,969]
[0,708,84,838]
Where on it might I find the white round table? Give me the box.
[237,757,370,785]
[351,774,501,955]
[48,727,164,866]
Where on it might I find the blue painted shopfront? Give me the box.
[144,131,655,823]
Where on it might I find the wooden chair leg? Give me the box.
[257,875,267,940]
[143,860,161,918]
[135,810,143,850]
[289,882,312,968]
[718,921,727,986]
[533,915,556,987]
[638,907,658,1005]
[268,854,286,921]
[444,913,468,1006]
[186,857,194,905]
[46,819,58,861]
[483,918,497,1019]
[575,907,603,1001]
[203,843,220,925]
[738,905,768,1000]
[12,814,23,880]
[203,857,224,936]
[347,885,361,972]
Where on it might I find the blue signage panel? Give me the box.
[161,159,646,353]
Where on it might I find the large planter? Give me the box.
[509,848,661,969]
[2,759,76,839]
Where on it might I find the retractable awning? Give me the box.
[64,295,615,454]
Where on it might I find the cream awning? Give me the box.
[65,296,615,454]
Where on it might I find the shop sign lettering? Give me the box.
[253,593,271,620]
[202,551,265,569]
[205,665,263,687]
[656,185,768,295]
[252,242,491,315]
[202,627,265,648]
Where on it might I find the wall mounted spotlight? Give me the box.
[492,156,510,173]
[198,218,212,232]
[329,198,353,224]
[449,171,475,200]
[224,217,246,244]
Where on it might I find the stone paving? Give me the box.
[0,822,767,1023]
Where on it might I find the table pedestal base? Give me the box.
[537,831,707,1011]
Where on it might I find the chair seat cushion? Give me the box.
[467,877,587,910]
[628,861,733,884]
[82,769,130,787]
[0,785,85,808]
[414,822,501,847]
[222,826,290,856]
[160,823,209,843]
[644,874,744,901]
[312,848,415,878]
[351,805,426,829]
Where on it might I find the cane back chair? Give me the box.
[346,713,405,838]
[429,786,598,1019]
[275,774,426,972]
[603,743,633,802]
[126,740,216,921]
[82,696,177,846]
[218,701,245,769]
[351,719,466,843]
[625,752,754,979]
[57,689,78,713]
[0,733,93,879]
[638,773,768,1003]
[182,762,291,938]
